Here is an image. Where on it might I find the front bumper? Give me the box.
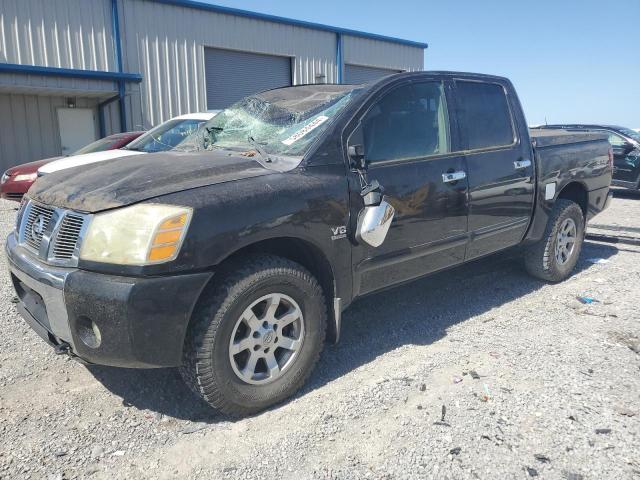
[6,232,212,368]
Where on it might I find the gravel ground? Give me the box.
[0,192,639,480]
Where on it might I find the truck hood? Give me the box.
[38,149,145,174]
[29,150,277,213]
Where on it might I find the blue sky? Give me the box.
[209,0,639,127]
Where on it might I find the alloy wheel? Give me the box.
[228,293,305,385]
[555,217,577,265]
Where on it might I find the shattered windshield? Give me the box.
[176,85,362,158]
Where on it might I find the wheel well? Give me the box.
[557,182,588,216]
[203,237,338,342]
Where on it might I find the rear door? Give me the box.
[453,79,534,260]
[349,79,469,296]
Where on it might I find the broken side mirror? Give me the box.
[348,144,368,171]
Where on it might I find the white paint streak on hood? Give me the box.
[38,149,145,174]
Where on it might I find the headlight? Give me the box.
[80,204,193,265]
[14,173,38,182]
[1,172,10,184]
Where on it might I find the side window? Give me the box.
[456,81,515,150]
[362,82,450,163]
[606,132,626,147]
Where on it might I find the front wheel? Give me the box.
[524,199,585,282]
[180,255,327,417]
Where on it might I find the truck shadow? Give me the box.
[87,240,618,422]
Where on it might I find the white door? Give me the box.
[57,108,97,155]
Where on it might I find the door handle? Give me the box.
[442,171,466,183]
[514,159,532,170]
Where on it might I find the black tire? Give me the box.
[180,254,327,417]
[524,199,585,282]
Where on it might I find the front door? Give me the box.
[452,79,535,260]
[349,80,469,296]
[57,108,97,155]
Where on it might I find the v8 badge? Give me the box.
[331,226,347,240]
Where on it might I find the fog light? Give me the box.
[76,316,101,349]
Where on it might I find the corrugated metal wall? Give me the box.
[100,84,144,136]
[343,36,424,72]
[0,0,115,70]
[0,93,98,169]
[0,0,118,165]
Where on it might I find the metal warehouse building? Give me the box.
[0,0,427,169]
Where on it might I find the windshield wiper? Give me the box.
[201,126,223,151]
[247,136,272,163]
[206,126,223,135]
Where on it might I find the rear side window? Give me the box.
[456,81,515,150]
[362,81,450,163]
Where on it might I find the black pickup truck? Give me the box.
[7,72,612,416]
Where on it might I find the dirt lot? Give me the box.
[1,193,639,480]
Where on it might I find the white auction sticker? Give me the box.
[281,116,329,145]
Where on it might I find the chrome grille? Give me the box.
[16,199,90,267]
[15,197,27,231]
[51,214,85,260]
[23,203,55,252]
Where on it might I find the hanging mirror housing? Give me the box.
[356,196,395,248]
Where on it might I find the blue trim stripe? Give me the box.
[149,0,429,49]
[111,0,124,73]
[336,33,344,84]
[111,0,128,131]
[0,63,143,82]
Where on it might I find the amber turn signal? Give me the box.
[147,213,190,262]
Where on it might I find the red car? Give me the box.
[0,131,144,201]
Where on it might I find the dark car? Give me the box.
[534,124,640,190]
[7,72,612,417]
[0,131,144,201]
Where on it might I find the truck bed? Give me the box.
[529,128,607,148]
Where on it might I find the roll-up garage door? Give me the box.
[345,64,402,84]
[205,48,292,110]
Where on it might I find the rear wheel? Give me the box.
[524,199,585,282]
[180,255,327,417]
